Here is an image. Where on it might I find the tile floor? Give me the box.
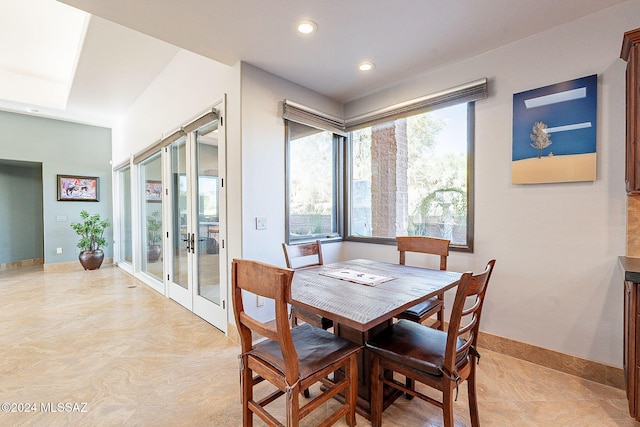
[0,264,638,426]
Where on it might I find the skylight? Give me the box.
[0,0,88,110]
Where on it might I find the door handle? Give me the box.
[182,233,191,252]
[190,233,195,253]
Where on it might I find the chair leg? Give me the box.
[442,382,455,427]
[468,363,480,427]
[370,354,384,427]
[436,304,445,331]
[286,385,301,427]
[345,354,358,426]
[241,356,253,427]
[405,377,415,400]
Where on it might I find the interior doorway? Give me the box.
[0,159,44,268]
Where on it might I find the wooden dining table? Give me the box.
[290,258,462,419]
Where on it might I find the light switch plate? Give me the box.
[256,217,267,230]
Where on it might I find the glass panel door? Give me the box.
[170,137,189,291]
[195,123,220,306]
[140,153,163,283]
[165,102,226,331]
[167,136,192,310]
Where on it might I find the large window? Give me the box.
[284,78,485,250]
[285,120,342,242]
[348,103,473,250]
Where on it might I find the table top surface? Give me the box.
[291,259,462,332]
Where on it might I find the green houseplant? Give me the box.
[146,210,162,262]
[70,210,111,270]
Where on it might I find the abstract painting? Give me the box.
[512,74,597,184]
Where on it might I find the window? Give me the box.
[283,78,485,251]
[115,165,132,265]
[348,103,474,250]
[285,120,343,242]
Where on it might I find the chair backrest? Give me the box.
[231,259,299,383]
[282,240,324,269]
[444,260,496,374]
[397,236,450,270]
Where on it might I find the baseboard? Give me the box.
[0,258,44,270]
[225,320,623,389]
[43,258,114,272]
[478,330,624,390]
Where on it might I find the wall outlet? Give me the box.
[256,217,267,230]
[56,247,63,254]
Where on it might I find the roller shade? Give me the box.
[345,78,488,130]
[282,78,487,134]
[132,109,218,164]
[183,111,218,133]
[112,159,130,171]
[282,100,346,135]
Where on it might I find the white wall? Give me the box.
[113,49,236,164]
[340,2,640,367]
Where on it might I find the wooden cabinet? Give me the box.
[624,279,640,420]
[621,256,640,421]
[622,28,640,194]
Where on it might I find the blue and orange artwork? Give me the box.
[512,74,597,184]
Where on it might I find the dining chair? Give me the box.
[232,259,361,427]
[282,241,333,330]
[395,236,450,330]
[367,260,496,427]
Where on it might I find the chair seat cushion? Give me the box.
[366,319,467,376]
[250,323,360,380]
[400,297,442,318]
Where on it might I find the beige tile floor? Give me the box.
[0,264,638,427]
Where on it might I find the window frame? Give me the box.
[344,102,475,252]
[284,119,345,244]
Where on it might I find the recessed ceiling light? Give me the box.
[27,108,40,113]
[297,20,317,35]
[358,62,375,72]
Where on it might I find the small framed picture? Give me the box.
[57,175,99,202]
[145,180,162,202]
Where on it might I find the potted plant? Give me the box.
[147,210,162,262]
[70,210,111,270]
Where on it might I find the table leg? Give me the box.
[333,320,402,419]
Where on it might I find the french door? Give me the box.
[165,106,227,332]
